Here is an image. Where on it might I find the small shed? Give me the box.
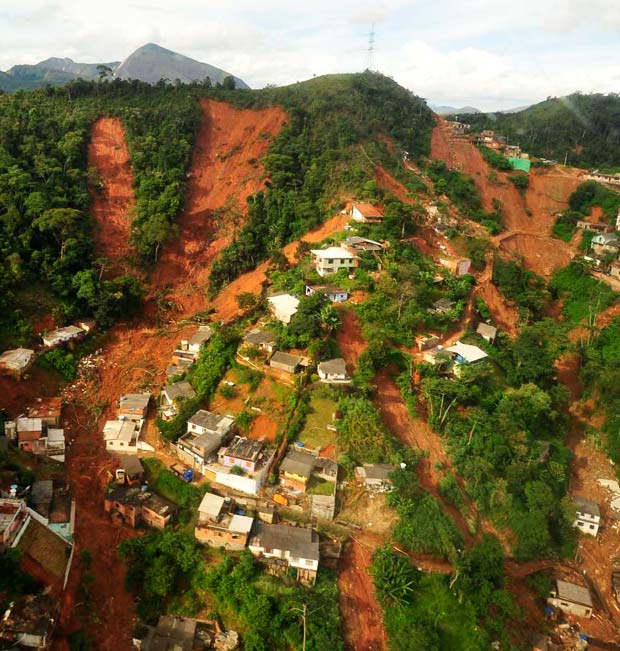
[317,358,349,383]
[476,323,497,344]
[547,579,593,619]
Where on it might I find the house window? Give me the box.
[328,259,333,264]
[265,547,273,554]
[589,524,595,529]
[560,602,568,607]
[305,560,313,567]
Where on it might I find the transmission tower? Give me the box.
[367,23,376,70]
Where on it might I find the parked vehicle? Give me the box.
[170,463,194,482]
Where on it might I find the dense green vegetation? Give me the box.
[582,317,620,464]
[371,540,519,650]
[208,72,434,292]
[549,261,616,325]
[419,324,575,560]
[464,93,620,168]
[120,532,342,651]
[492,258,548,321]
[141,458,208,514]
[479,146,512,171]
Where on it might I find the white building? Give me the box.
[268,293,300,324]
[248,522,320,583]
[573,496,600,536]
[103,419,142,455]
[350,202,383,224]
[42,325,85,348]
[310,247,358,277]
[547,580,593,619]
[0,348,35,376]
[317,358,350,383]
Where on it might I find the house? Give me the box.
[207,437,275,495]
[317,358,349,383]
[438,255,472,276]
[0,348,35,377]
[160,381,196,420]
[219,436,264,473]
[610,259,620,279]
[547,579,593,619]
[176,411,235,473]
[34,428,66,462]
[248,522,320,583]
[576,220,613,233]
[0,498,29,550]
[445,342,488,369]
[310,247,358,277]
[585,170,620,187]
[104,419,142,454]
[305,284,350,303]
[166,357,193,378]
[26,397,62,427]
[29,481,74,543]
[311,494,336,521]
[573,496,601,536]
[354,464,396,491]
[342,236,385,252]
[269,351,303,375]
[0,594,58,650]
[350,202,383,224]
[104,485,177,530]
[268,293,300,324]
[430,298,455,315]
[194,492,254,550]
[42,325,85,348]
[422,347,453,370]
[132,615,220,651]
[16,417,43,452]
[242,328,277,353]
[279,449,317,492]
[591,232,620,253]
[115,455,145,485]
[175,326,214,362]
[476,323,497,344]
[415,335,440,352]
[118,393,151,421]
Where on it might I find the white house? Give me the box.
[268,293,300,324]
[0,348,35,377]
[573,496,600,536]
[591,232,619,253]
[476,323,497,344]
[305,284,349,303]
[317,358,350,383]
[42,325,85,348]
[445,341,488,365]
[176,411,235,474]
[248,522,320,583]
[103,419,142,455]
[350,202,383,224]
[310,247,358,277]
[547,580,593,619]
[160,381,196,419]
[177,326,213,360]
[439,255,472,276]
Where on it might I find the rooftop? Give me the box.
[31,480,54,508]
[104,420,138,444]
[0,347,34,369]
[306,283,348,295]
[198,492,225,520]
[310,246,357,259]
[117,455,145,476]
[355,463,396,482]
[270,351,303,368]
[352,202,383,218]
[188,409,234,434]
[106,485,176,517]
[476,323,497,339]
[555,580,593,608]
[445,341,488,364]
[150,615,197,651]
[343,235,384,249]
[0,498,25,536]
[188,325,214,347]
[224,436,263,462]
[280,449,317,479]
[229,514,254,534]
[318,358,347,376]
[118,393,151,412]
[163,381,196,402]
[44,325,84,341]
[26,397,62,420]
[0,594,56,640]
[16,517,71,583]
[243,328,277,346]
[574,495,600,518]
[251,523,319,561]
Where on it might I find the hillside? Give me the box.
[0,43,247,91]
[464,93,620,168]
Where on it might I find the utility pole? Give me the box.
[367,23,376,70]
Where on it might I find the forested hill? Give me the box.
[463,93,620,169]
[0,72,433,348]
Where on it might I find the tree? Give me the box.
[371,546,419,606]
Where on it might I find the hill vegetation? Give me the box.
[464,93,620,168]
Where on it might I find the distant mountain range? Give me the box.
[430,104,482,115]
[0,43,249,92]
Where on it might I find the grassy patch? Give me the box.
[307,476,335,496]
[298,389,338,450]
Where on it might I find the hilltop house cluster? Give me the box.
[579,209,620,278]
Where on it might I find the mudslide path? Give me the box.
[88,118,135,273]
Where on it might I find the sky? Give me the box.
[1,0,619,111]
